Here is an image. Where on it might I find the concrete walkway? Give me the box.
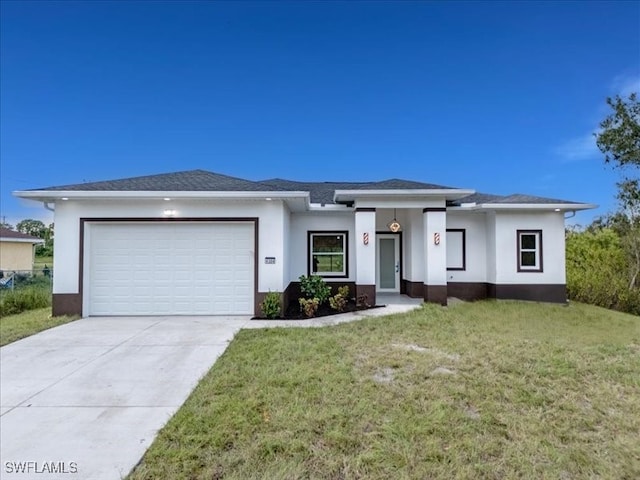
[0,298,421,480]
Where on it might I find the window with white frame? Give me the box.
[517,230,543,272]
[308,232,348,277]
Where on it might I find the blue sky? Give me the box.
[1,0,639,226]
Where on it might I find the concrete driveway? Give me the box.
[0,316,249,480]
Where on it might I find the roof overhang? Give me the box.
[448,202,597,212]
[0,236,45,244]
[13,190,313,212]
[333,189,475,203]
[13,190,310,201]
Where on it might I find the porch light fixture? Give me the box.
[387,209,401,232]
[163,209,176,217]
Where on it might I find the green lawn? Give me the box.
[128,301,640,479]
[0,307,79,347]
[33,255,53,270]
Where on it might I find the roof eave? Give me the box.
[13,190,311,201]
[0,237,45,244]
[477,203,597,211]
[333,189,475,202]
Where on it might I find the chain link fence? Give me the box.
[0,268,53,292]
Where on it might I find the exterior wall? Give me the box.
[52,199,289,315]
[447,209,567,303]
[52,197,571,314]
[405,209,424,282]
[0,241,36,271]
[493,211,566,285]
[289,211,356,283]
[446,212,487,283]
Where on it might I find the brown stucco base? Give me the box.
[447,282,489,301]
[355,284,376,308]
[424,285,448,306]
[402,281,447,306]
[402,280,424,298]
[400,281,567,305]
[52,293,82,317]
[487,283,567,304]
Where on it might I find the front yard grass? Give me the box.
[0,307,79,347]
[129,301,640,479]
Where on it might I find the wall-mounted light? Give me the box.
[163,209,176,217]
[164,197,171,201]
[61,197,69,201]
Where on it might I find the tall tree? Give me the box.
[595,92,640,291]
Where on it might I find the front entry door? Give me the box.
[377,234,400,292]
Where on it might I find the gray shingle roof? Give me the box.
[259,178,455,204]
[29,169,586,206]
[33,170,283,192]
[448,192,585,206]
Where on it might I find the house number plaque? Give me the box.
[265,257,276,264]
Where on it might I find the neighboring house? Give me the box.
[0,227,45,272]
[14,170,595,317]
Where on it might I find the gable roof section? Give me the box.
[33,169,282,192]
[0,228,44,244]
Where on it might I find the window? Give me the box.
[446,229,466,270]
[308,231,348,277]
[517,230,543,272]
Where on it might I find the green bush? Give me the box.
[260,291,282,319]
[566,228,640,315]
[299,275,331,305]
[0,287,51,316]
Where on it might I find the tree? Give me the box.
[596,92,640,168]
[594,92,640,293]
[16,219,47,238]
[0,221,14,230]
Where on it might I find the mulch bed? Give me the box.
[252,300,381,320]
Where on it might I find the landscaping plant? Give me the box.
[329,285,350,312]
[299,297,319,317]
[260,291,282,319]
[299,274,331,305]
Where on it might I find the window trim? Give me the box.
[446,228,466,271]
[517,229,543,272]
[307,231,349,278]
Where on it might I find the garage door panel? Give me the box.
[88,222,254,315]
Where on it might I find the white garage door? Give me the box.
[87,222,254,315]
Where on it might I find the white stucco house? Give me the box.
[14,170,595,317]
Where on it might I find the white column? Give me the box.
[355,208,376,305]
[423,208,448,305]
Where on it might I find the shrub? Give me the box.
[329,285,350,312]
[0,287,51,316]
[299,275,331,305]
[566,227,640,315]
[299,298,319,318]
[260,291,282,319]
